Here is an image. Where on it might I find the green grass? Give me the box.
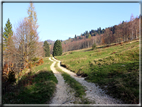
[54,62,91,104]
[2,57,58,104]
[56,40,139,74]
[56,40,139,104]
[87,61,139,104]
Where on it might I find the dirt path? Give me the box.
[51,57,123,104]
[49,57,77,105]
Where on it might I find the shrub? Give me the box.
[26,66,29,69]
[39,58,44,64]
[32,57,39,62]
[3,63,9,74]
[92,43,97,50]
[28,62,33,69]
[2,72,8,82]
[8,69,16,83]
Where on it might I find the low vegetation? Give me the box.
[2,57,57,104]
[92,42,97,50]
[56,40,139,104]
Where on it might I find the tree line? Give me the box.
[50,14,139,53]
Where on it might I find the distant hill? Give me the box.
[59,15,139,52]
[46,40,55,45]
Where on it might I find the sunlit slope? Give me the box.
[56,40,139,75]
[56,40,139,104]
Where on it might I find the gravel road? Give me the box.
[49,57,77,105]
[50,57,123,104]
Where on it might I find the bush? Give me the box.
[8,69,16,83]
[28,62,33,69]
[92,43,96,50]
[2,72,8,82]
[32,57,39,62]
[39,58,44,64]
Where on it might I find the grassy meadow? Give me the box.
[2,57,57,104]
[55,40,139,104]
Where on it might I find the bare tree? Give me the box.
[130,14,135,41]
[13,17,39,71]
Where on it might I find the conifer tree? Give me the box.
[3,18,13,51]
[75,35,77,40]
[43,41,50,57]
[3,18,15,64]
[53,40,62,56]
[58,40,62,55]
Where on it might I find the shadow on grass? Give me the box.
[2,70,57,104]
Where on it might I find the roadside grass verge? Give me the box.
[55,40,139,104]
[54,61,91,104]
[2,57,58,104]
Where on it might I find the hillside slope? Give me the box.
[56,40,139,104]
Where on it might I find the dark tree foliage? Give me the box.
[43,41,50,57]
[97,27,101,35]
[79,36,82,39]
[3,18,13,48]
[8,70,16,84]
[75,35,77,39]
[53,40,62,56]
[81,27,105,38]
[111,25,116,34]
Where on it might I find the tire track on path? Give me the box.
[48,57,76,105]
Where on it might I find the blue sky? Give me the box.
[3,2,140,41]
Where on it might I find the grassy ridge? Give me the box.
[3,57,57,104]
[56,40,139,104]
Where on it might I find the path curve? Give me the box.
[49,57,76,105]
[52,57,123,104]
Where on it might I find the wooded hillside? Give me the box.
[50,15,140,53]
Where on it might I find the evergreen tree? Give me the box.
[75,35,77,40]
[58,40,62,55]
[43,41,50,57]
[53,40,62,56]
[3,18,13,50]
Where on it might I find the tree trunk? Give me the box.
[88,42,89,48]
[136,29,137,39]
